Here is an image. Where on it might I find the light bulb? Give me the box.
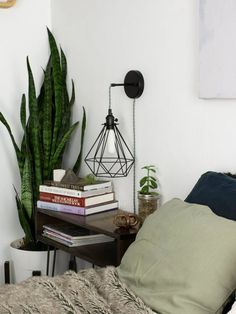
[107,129,116,154]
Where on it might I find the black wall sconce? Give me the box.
[85,70,144,178]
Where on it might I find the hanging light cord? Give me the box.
[109,85,112,110]
[133,98,136,214]
[109,84,137,213]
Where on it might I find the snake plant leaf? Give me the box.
[27,57,42,191]
[36,78,45,155]
[61,80,75,133]
[60,48,70,139]
[14,186,34,243]
[20,94,26,131]
[42,58,53,179]
[27,57,37,117]
[37,79,45,113]
[21,155,34,220]
[0,112,23,176]
[61,47,67,82]
[20,94,27,175]
[20,134,26,161]
[73,107,86,174]
[37,57,52,125]
[47,28,63,157]
[49,121,79,172]
[60,48,69,123]
[60,79,75,142]
[69,80,75,107]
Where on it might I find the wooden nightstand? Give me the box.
[36,208,138,275]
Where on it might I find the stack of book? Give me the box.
[37,179,118,216]
[43,224,114,247]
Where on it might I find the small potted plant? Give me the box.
[138,165,160,223]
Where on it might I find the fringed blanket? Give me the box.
[0,267,153,314]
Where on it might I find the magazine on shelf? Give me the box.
[42,229,114,247]
[43,224,89,240]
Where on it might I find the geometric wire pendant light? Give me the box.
[84,108,134,177]
[85,70,144,178]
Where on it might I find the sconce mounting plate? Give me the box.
[124,70,144,99]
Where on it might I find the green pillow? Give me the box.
[117,198,236,314]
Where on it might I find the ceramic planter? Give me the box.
[10,238,53,283]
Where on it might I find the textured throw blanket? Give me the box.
[0,266,153,314]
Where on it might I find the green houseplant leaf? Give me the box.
[42,58,53,179]
[140,176,148,187]
[14,186,34,245]
[139,165,159,195]
[47,28,63,159]
[0,112,24,176]
[27,57,43,196]
[49,121,79,171]
[73,106,86,174]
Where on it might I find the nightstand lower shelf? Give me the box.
[36,208,138,272]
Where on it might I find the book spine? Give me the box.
[39,192,85,207]
[39,185,83,197]
[43,180,111,191]
[37,201,86,215]
[81,182,111,191]
[44,181,84,190]
[39,185,113,197]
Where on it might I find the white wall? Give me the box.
[0,0,51,283]
[51,0,236,209]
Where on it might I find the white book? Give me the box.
[39,185,112,198]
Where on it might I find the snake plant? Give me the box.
[0,29,86,250]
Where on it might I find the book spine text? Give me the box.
[39,192,85,207]
[37,201,86,215]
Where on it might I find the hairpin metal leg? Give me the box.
[46,245,50,276]
[52,248,57,277]
[4,261,10,284]
[68,255,77,272]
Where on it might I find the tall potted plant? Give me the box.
[0,28,86,281]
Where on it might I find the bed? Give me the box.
[0,267,154,314]
[1,171,236,314]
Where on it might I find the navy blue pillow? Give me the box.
[185,171,236,220]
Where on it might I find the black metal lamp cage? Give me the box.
[85,70,144,178]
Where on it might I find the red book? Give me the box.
[39,192,114,207]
